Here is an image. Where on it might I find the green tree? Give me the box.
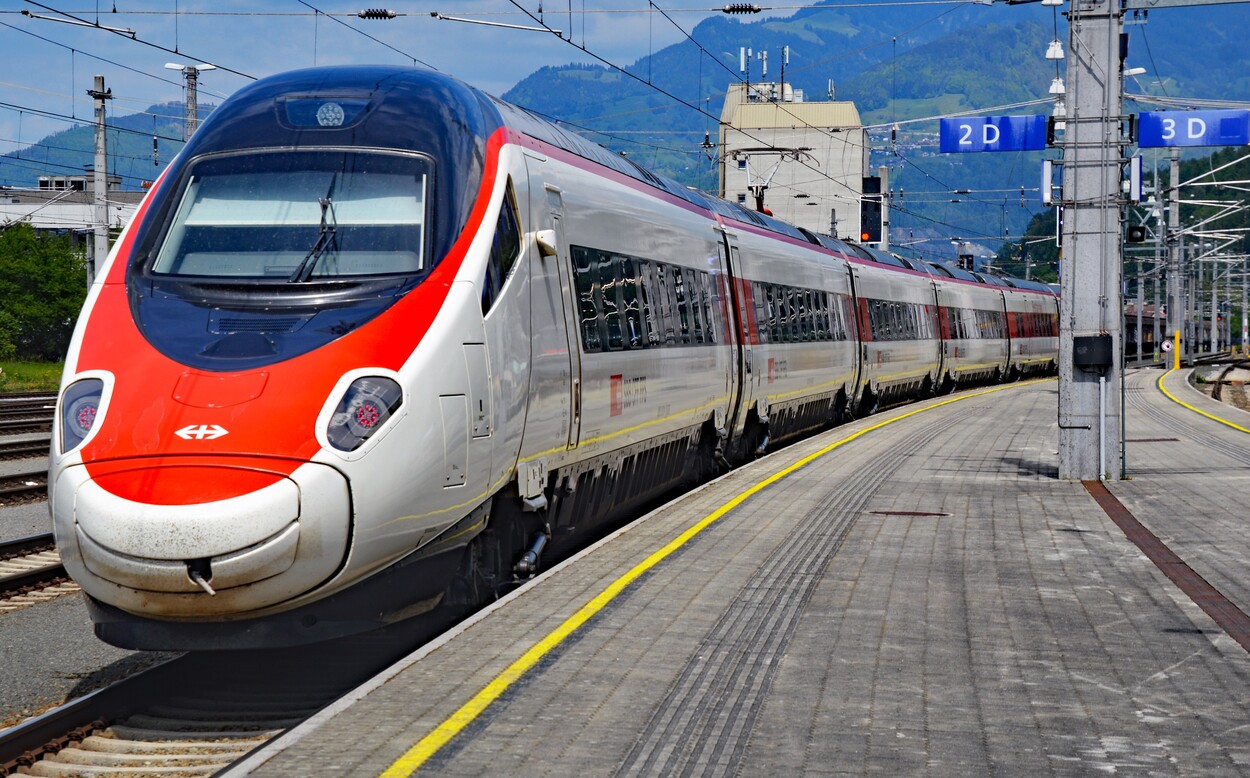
[0,223,88,360]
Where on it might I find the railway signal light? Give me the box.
[860,176,882,243]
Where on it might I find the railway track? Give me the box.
[0,418,53,436]
[1210,359,1250,403]
[0,533,75,614]
[0,406,55,420]
[0,394,56,403]
[0,438,50,462]
[0,612,460,777]
[0,471,46,506]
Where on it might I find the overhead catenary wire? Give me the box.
[0,19,217,96]
[22,0,255,80]
[0,100,187,145]
[293,0,437,70]
[503,0,872,202]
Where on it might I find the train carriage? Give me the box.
[844,246,943,409]
[926,262,1010,389]
[718,220,859,458]
[1002,280,1061,377]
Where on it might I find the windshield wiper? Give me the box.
[289,180,339,283]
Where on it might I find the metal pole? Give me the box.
[1153,235,1162,359]
[1186,246,1195,358]
[1167,149,1184,365]
[1211,260,1219,353]
[1099,373,1106,481]
[1196,255,1204,353]
[87,74,112,285]
[1235,258,1245,350]
[1226,261,1233,349]
[1058,0,1124,480]
[1136,259,1144,361]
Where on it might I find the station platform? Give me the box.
[230,368,1250,777]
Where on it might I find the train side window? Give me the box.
[673,267,691,343]
[775,288,790,343]
[771,285,784,342]
[686,269,705,344]
[653,262,675,345]
[571,247,601,352]
[767,287,779,343]
[482,180,522,315]
[753,282,769,343]
[639,261,660,346]
[700,272,717,344]
[620,256,645,348]
[789,288,801,342]
[805,290,815,340]
[796,289,807,341]
[816,292,829,340]
[599,253,622,350]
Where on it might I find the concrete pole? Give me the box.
[878,164,890,252]
[87,75,112,285]
[1058,0,1124,481]
[1166,150,1184,365]
[185,67,199,139]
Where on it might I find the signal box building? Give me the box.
[718,82,868,240]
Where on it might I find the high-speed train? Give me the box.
[50,66,1058,650]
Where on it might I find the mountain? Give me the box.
[0,102,198,191]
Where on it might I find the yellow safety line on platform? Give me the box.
[1157,369,1250,434]
[379,379,1047,777]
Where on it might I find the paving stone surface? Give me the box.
[232,373,1250,777]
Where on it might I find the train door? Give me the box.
[518,155,581,468]
[846,262,870,404]
[720,233,750,444]
[549,203,582,450]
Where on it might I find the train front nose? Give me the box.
[52,459,350,617]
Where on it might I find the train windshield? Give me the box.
[148,150,430,280]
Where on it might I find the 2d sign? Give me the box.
[1138,110,1250,148]
[939,115,1048,153]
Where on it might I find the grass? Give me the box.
[0,361,64,393]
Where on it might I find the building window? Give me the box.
[736,193,747,204]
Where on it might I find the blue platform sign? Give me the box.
[939,115,1048,153]
[1138,110,1250,148]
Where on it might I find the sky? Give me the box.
[0,0,757,153]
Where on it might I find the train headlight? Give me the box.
[61,378,104,453]
[327,377,403,451]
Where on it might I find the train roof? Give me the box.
[487,95,810,243]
